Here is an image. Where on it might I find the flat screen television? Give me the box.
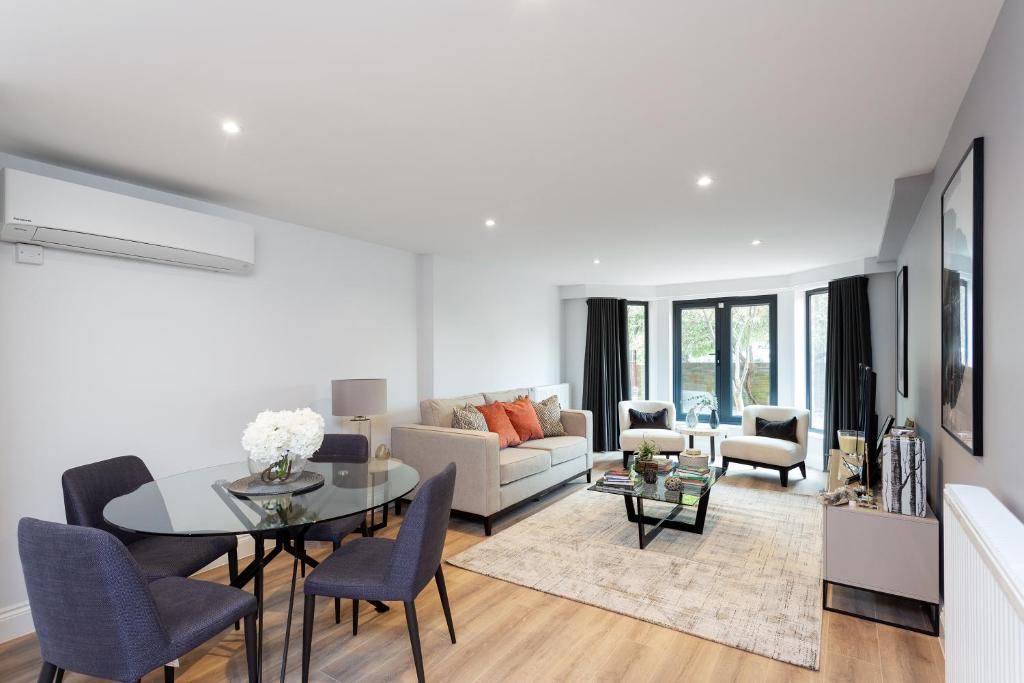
[857,363,878,489]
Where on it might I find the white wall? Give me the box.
[419,254,562,399]
[897,0,1024,519]
[0,153,421,640]
[562,298,588,408]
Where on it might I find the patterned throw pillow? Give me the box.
[531,395,566,437]
[451,403,488,431]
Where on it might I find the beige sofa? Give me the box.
[392,386,593,535]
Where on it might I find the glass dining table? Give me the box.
[103,458,420,683]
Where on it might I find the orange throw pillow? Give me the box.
[503,397,544,442]
[475,402,522,448]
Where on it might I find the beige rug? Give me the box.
[447,480,823,669]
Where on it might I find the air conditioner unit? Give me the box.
[0,168,255,272]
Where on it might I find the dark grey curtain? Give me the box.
[582,298,630,452]
[823,276,873,464]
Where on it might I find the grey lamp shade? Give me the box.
[332,378,387,417]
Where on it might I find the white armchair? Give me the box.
[719,405,810,487]
[618,400,686,468]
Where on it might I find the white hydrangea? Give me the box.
[241,408,325,468]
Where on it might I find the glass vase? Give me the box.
[709,409,720,429]
[248,450,306,485]
[686,407,699,428]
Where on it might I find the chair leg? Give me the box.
[352,599,360,636]
[779,468,789,487]
[37,662,57,683]
[164,664,175,682]
[799,462,807,479]
[404,600,426,683]
[301,595,316,683]
[228,547,239,630]
[721,457,730,472]
[360,520,369,537]
[333,541,342,623]
[244,611,258,683]
[54,669,64,683]
[435,566,456,644]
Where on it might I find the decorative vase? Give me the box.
[709,409,720,429]
[248,450,307,485]
[686,407,699,428]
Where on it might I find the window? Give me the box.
[806,288,828,432]
[672,296,777,424]
[626,302,649,400]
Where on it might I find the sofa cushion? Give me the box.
[451,404,488,431]
[517,436,587,466]
[420,394,486,427]
[755,416,799,443]
[484,387,532,404]
[499,448,551,485]
[620,428,686,452]
[476,402,522,448]
[720,435,804,467]
[532,395,567,437]
[503,397,545,442]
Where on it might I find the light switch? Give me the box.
[15,243,44,265]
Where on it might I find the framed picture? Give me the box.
[940,137,983,456]
[896,265,908,398]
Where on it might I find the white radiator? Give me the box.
[944,485,1024,683]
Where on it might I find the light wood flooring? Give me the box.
[0,452,944,682]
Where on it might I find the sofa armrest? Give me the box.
[560,409,593,454]
[391,424,501,517]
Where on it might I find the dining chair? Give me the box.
[61,455,239,582]
[18,517,258,683]
[304,433,371,623]
[301,462,457,683]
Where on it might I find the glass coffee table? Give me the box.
[589,465,725,548]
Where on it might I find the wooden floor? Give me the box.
[0,453,944,683]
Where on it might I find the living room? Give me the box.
[1,2,1022,682]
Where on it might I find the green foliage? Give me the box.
[634,436,660,461]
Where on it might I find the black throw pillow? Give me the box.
[755,416,800,443]
[629,408,669,429]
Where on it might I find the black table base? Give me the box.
[623,490,712,549]
[231,525,391,683]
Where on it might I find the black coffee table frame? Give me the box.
[623,489,713,548]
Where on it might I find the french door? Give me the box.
[672,296,778,424]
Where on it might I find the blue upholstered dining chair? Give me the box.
[18,518,258,683]
[61,455,239,582]
[304,433,371,622]
[301,462,457,683]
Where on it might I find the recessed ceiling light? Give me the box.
[593,258,601,265]
[697,175,714,187]
[221,120,242,135]
[484,218,496,228]
[751,239,762,246]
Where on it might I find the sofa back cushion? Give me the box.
[475,402,523,448]
[484,387,533,404]
[503,397,545,442]
[420,394,486,427]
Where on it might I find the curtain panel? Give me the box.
[582,298,630,452]
[822,276,873,465]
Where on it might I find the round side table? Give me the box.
[674,426,728,462]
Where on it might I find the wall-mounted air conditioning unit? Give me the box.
[1,168,255,272]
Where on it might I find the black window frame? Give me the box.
[625,300,650,400]
[805,287,828,434]
[672,295,778,425]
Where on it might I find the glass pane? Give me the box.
[729,304,772,416]
[626,304,647,400]
[808,292,828,430]
[679,307,717,417]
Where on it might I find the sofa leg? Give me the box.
[483,517,493,536]
[586,470,592,483]
[799,462,807,479]
[779,469,789,487]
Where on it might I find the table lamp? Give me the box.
[332,379,387,451]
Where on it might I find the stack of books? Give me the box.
[595,468,640,492]
[675,453,710,496]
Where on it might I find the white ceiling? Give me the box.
[0,1,1002,285]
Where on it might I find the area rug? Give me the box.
[446,481,823,669]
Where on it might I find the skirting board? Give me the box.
[0,533,310,645]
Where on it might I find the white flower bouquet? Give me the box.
[241,408,325,483]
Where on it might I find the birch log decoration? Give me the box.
[882,436,927,516]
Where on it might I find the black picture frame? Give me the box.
[940,137,983,457]
[896,266,908,398]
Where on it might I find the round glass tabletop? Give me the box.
[103,459,419,537]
